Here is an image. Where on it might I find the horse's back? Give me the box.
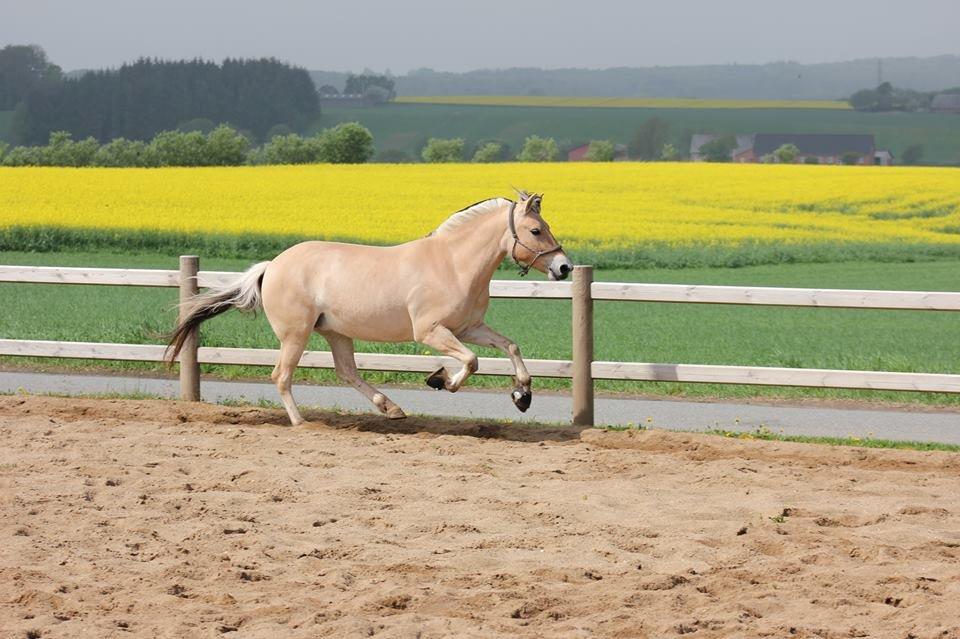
[261,239,430,341]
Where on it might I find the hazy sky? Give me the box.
[4,0,958,72]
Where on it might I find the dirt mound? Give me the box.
[2,395,959,638]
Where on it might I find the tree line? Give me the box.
[848,81,960,112]
[0,122,374,167]
[1,46,320,145]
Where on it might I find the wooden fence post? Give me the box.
[572,265,594,426]
[178,255,201,401]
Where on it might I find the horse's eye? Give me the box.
[531,228,541,236]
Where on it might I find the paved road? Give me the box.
[1,370,957,444]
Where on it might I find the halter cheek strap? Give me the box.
[507,201,563,277]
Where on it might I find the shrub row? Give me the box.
[0,122,374,167]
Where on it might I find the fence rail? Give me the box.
[3,259,959,425]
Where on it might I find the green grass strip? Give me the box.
[4,225,960,269]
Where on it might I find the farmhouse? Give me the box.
[931,93,960,113]
[691,133,890,165]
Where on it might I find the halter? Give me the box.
[507,201,563,277]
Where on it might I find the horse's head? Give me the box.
[507,192,573,280]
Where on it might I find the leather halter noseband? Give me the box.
[507,201,563,277]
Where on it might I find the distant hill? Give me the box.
[311,55,960,100]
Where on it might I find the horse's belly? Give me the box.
[320,307,415,343]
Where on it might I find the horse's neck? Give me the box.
[438,209,507,291]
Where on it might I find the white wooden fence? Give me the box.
[3,257,960,425]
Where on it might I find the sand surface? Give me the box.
[1,395,959,638]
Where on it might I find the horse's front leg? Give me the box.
[459,324,532,412]
[416,324,479,393]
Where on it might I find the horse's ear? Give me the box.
[525,193,542,214]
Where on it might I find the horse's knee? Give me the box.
[273,368,293,392]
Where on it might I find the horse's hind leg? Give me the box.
[325,331,406,419]
[272,330,310,426]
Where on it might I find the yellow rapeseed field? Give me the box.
[395,96,852,110]
[1,163,958,253]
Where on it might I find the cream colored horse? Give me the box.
[166,192,573,425]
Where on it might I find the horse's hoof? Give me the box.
[511,388,532,412]
[426,368,446,391]
[386,406,407,420]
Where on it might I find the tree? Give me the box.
[472,141,503,163]
[584,139,614,162]
[317,84,340,96]
[773,143,800,163]
[318,122,374,163]
[699,135,737,162]
[363,85,391,104]
[660,143,679,161]
[16,57,319,144]
[0,44,63,110]
[344,74,395,100]
[518,135,559,162]
[901,144,924,166]
[628,117,670,160]
[840,152,862,165]
[177,118,215,134]
[421,137,464,163]
[375,149,414,163]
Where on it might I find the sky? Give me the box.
[4,0,959,73]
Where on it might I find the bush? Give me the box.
[205,125,251,166]
[660,143,679,161]
[584,139,614,162]
[94,138,153,167]
[421,137,464,163]
[803,156,820,165]
[773,143,800,164]
[148,130,208,166]
[472,142,504,163]
[518,135,559,162]
[318,122,374,163]
[840,152,862,165]
[260,133,323,165]
[700,135,737,162]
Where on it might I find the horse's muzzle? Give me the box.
[548,255,574,280]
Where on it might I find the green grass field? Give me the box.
[315,103,960,165]
[3,250,958,406]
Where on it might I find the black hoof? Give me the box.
[511,388,532,412]
[426,368,446,391]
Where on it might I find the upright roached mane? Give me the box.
[167,191,573,425]
[430,198,512,236]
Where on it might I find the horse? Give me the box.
[165,191,573,426]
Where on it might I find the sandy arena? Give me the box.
[1,395,959,638]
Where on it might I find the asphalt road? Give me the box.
[1,370,957,444]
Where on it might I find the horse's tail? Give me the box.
[165,261,270,364]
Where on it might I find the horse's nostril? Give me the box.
[559,263,571,275]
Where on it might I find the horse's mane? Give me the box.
[430,197,513,236]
